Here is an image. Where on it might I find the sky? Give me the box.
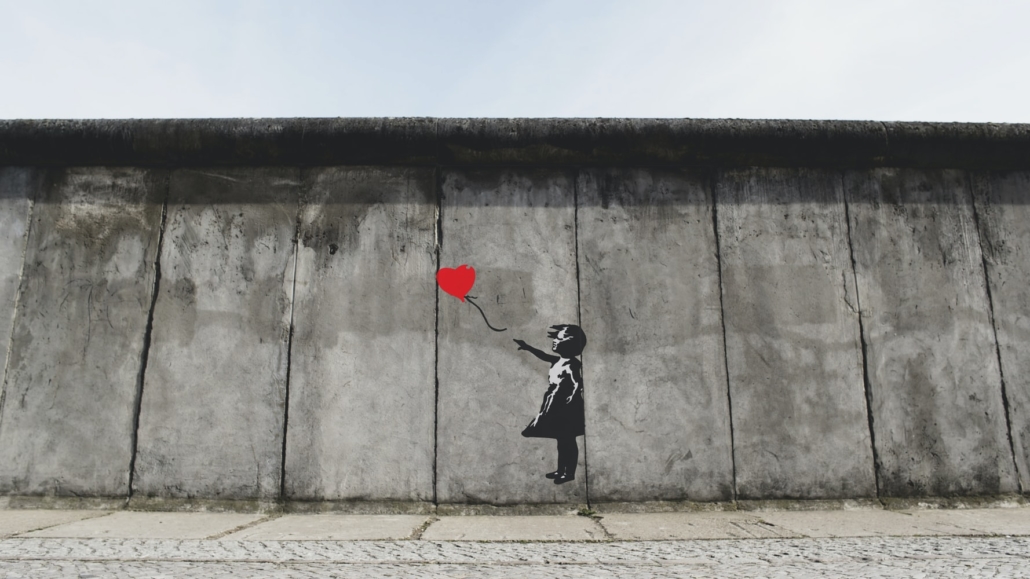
[1,0,1027,121]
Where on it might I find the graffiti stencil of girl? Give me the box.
[514,324,587,485]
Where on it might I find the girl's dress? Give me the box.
[521,357,585,439]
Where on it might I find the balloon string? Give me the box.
[465,295,507,332]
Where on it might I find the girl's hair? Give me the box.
[548,324,587,357]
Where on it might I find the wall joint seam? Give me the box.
[432,165,442,506]
[573,168,590,509]
[841,171,883,500]
[127,173,170,498]
[278,184,303,502]
[709,171,738,502]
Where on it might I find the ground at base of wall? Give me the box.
[3,494,1027,516]
[2,503,1030,542]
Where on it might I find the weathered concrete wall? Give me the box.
[971,171,1030,491]
[846,168,1018,497]
[0,168,164,496]
[0,119,1027,506]
[132,169,299,500]
[578,168,734,502]
[436,169,584,505]
[716,168,875,499]
[0,169,34,386]
[284,167,437,502]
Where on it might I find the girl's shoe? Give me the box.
[553,474,575,485]
[545,471,560,479]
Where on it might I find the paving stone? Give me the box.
[757,509,971,537]
[222,515,429,541]
[902,508,1030,536]
[0,510,108,538]
[420,515,605,541]
[20,512,264,539]
[2,535,1029,578]
[598,512,798,540]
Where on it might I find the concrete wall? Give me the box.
[0,169,34,394]
[0,168,164,496]
[284,167,437,504]
[133,169,299,500]
[717,168,875,499]
[846,169,1017,497]
[436,169,584,505]
[579,168,733,502]
[969,171,1030,491]
[1,119,1028,506]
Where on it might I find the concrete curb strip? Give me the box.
[2,507,1030,542]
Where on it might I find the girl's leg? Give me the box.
[545,440,561,478]
[557,437,578,478]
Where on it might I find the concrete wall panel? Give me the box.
[132,169,299,500]
[284,167,437,501]
[0,168,164,496]
[970,171,1030,490]
[436,169,583,504]
[717,167,875,499]
[846,168,1017,497]
[0,169,35,389]
[578,169,734,502]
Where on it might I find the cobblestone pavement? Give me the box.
[1,536,1028,578]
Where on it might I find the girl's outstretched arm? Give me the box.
[513,339,560,363]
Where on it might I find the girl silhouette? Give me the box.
[514,325,587,485]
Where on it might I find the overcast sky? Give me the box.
[1,0,1027,121]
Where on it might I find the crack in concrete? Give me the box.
[408,516,438,540]
[204,514,279,541]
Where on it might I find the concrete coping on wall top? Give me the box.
[1,118,1029,169]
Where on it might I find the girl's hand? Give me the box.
[513,339,529,350]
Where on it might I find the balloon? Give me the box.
[437,265,476,302]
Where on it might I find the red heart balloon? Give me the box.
[437,265,476,302]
